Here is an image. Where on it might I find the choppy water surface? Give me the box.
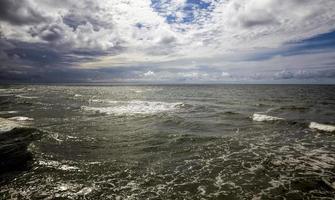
[1,85,335,199]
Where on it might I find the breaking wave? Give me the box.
[309,122,335,132]
[8,116,34,121]
[252,113,284,122]
[0,117,42,173]
[15,95,38,99]
[82,100,184,115]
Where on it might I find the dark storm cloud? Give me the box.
[0,0,47,25]
[0,37,111,83]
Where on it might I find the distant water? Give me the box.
[0,85,335,199]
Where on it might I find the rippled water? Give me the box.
[0,85,335,199]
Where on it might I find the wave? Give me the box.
[38,160,80,171]
[8,116,34,121]
[0,117,42,173]
[252,113,284,122]
[309,122,335,132]
[82,100,184,115]
[252,113,335,133]
[15,95,38,99]
[0,110,19,115]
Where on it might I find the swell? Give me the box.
[0,118,43,179]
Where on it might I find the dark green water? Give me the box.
[0,85,335,199]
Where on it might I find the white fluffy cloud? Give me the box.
[143,70,155,77]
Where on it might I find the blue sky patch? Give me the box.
[247,30,335,61]
[151,0,215,24]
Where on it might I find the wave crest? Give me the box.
[82,100,184,115]
[0,117,42,173]
[8,116,34,121]
[252,113,284,122]
[309,122,335,132]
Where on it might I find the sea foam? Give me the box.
[0,117,23,133]
[252,113,284,122]
[8,116,34,121]
[309,122,335,132]
[82,100,183,115]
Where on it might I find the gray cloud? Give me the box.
[38,24,64,42]
[239,13,279,28]
[0,0,47,25]
[274,69,335,80]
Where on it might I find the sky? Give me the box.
[0,0,335,84]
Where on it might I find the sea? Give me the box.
[0,84,335,199]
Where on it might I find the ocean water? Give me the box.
[0,84,335,199]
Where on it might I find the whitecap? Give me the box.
[57,184,70,191]
[82,100,183,115]
[130,89,143,93]
[0,117,23,133]
[39,160,80,171]
[0,110,19,114]
[107,100,121,104]
[74,94,82,97]
[15,95,38,99]
[8,116,34,121]
[59,165,80,171]
[309,122,335,132]
[89,99,104,103]
[49,132,63,142]
[252,113,284,122]
[76,187,94,196]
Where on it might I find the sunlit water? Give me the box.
[1,85,335,199]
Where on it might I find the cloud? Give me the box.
[0,0,335,83]
[143,70,155,77]
[274,69,335,80]
[0,0,47,25]
[221,72,231,77]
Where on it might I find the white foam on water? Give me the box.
[106,100,121,104]
[197,186,206,195]
[0,110,19,114]
[15,95,38,99]
[57,184,70,191]
[66,135,78,140]
[74,94,82,97]
[309,122,335,132]
[130,89,143,93]
[48,132,63,142]
[89,99,103,103]
[39,160,61,167]
[0,117,23,133]
[59,165,80,171]
[252,113,284,122]
[8,116,34,121]
[38,160,80,171]
[76,187,94,196]
[82,100,184,115]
